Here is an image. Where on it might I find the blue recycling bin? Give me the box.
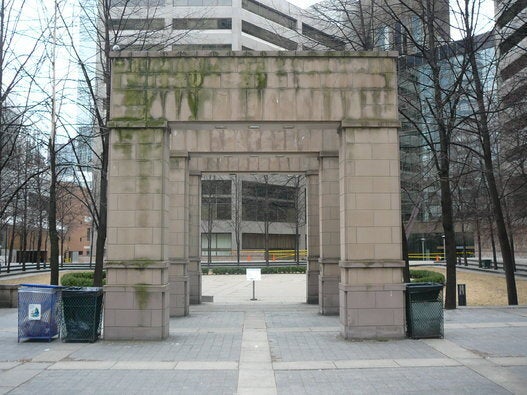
[18,284,62,342]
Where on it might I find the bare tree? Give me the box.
[52,0,206,286]
[454,0,519,303]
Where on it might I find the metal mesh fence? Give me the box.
[406,283,444,339]
[61,287,103,343]
[18,284,62,342]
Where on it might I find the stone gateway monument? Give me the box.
[104,51,405,340]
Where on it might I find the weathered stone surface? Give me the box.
[106,52,403,340]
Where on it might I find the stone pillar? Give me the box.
[168,152,190,317]
[338,121,405,339]
[188,172,202,304]
[306,171,320,304]
[104,126,170,340]
[318,153,340,315]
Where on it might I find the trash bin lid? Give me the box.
[19,284,63,289]
[406,282,444,293]
[62,286,103,295]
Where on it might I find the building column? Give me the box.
[306,171,320,304]
[104,126,170,340]
[168,152,190,317]
[338,122,405,339]
[318,153,340,315]
[188,171,202,304]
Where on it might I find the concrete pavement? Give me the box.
[1,274,527,394]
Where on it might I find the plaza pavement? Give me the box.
[1,273,527,394]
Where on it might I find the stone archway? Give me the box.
[103,51,405,340]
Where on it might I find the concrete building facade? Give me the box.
[110,0,343,52]
[104,50,404,341]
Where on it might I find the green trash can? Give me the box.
[61,287,103,342]
[481,259,492,269]
[406,283,444,339]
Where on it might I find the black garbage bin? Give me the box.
[18,284,62,342]
[61,287,103,342]
[406,283,444,339]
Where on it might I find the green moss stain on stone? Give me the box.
[174,89,184,117]
[138,169,150,193]
[256,72,267,90]
[117,129,134,143]
[323,90,332,118]
[124,89,145,106]
[134,283,149,309]
[188,90,200,119]
[113,143,132,159]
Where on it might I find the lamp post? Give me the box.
[442,235,446,262]
[421,237,426,262]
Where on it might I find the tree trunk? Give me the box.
[489,218,498,269]
[93,127,109,287]
[49,144,60,286]
[461,222,468,266]
[465,34,518,304]
[402,222,410,283]
[441,174,458,309]
[476,217,482,267]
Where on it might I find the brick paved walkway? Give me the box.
[1,274,527,394]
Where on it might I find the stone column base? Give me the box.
[169,260,189,317]
[319,259,339,315]
[306,257,320,304]
[103,261,170,340]
[339,260,406,339]
[104,284,169,340]
[188,258,202,305]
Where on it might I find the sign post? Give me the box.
[246,268,261,301]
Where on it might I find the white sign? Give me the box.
[246,268,261,281]
[28,304,41,320]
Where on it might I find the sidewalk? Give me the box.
[1,274,526,394]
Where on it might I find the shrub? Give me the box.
[202,266,307,275]
[60,271,106,287]
[409,269,445,284]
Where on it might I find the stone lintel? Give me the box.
[104,260,169,270]
[169,150,189,158]
[108,121,168,129]
[319,258,340,264]
[104,284,168,292]
[339,260,405,269]
[189,170,202,177]
[168,258,189,264]
[340,119,402,129]
[110,50,400,59]
[318,150,339,158]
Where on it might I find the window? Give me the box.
[241,181,298,223]
[411,16,423,46]
[173,18,232,30]
[110,18,165,31]
[375,26,390,50]
[87,228,91,242]
[242,233,295,249]
[202,180,232,220]
[201,233,232,256]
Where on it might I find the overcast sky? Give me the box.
[287,0,319,8]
